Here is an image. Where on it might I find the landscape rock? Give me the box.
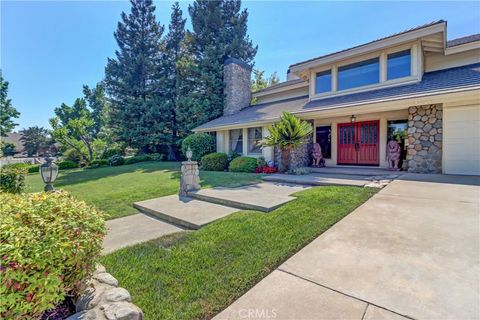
[104,288,132,303]
[102,302,143,320]
[94,273,119,287]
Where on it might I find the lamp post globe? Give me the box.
[186,147,193,162]
[40,155,59,192]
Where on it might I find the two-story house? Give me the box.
[193,20,480,175]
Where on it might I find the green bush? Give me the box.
[257,156,266,168]
[101,147,123,159]
[0,165,27,193]
[28,164,40,174]
[124,155,149,165]
[57,160,78,170]
[229,156,258,173]
[87,159,108,169]
[181,133,215,161]
[108,154,124,166]
[201,153,228,171]
[63,148,83,163]
[146,153,164,161]
[0,191,106,319]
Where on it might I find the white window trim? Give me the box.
[310,43,420,101]
[246,127,263,155]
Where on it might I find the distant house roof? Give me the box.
[194,63,480,132]
[2,133,25,152]
[447,34,480,47]
[289,20,445,69]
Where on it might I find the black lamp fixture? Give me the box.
[350,115,356,124]
[40,154,59,192]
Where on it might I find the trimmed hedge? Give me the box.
[0,165,27,193]
[28,164,40,174]
[0,191,106,319]
[181,133,215,161]
[201,153,228,171]
[229,156,258,173]
[57,160,78,170]
[124,155,149,165]
[87,159,108,168]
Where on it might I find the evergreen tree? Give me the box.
[0,72,20,137]
[187,0,257,129]
[82,83,110,136]
[160,2,188,160]
[104,0,165,152]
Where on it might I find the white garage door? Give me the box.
[444,105,480,175]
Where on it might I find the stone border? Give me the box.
[67,265,143,320]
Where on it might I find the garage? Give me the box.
[443,105,480,175]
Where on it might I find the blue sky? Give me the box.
[2,1,479,130]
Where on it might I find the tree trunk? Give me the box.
[280,147,291,173]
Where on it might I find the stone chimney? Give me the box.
[224,58,252,116]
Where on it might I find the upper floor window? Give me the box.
[315,70,331,94]
[229,129,243,154]
[248,127,262,154]
[387,49,411,80]
[338,57,380,90]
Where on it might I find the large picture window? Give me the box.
[229,129,243,154]
[315,70,331,94]
[338,57,379,90]
[387,49,411,80]
[315,126,332,159]
[248,127,262,154]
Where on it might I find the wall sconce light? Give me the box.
[350,115,356,124]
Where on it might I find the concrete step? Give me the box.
[187,183,309,213]
[133,195,239,229]
[307,166,403,177]
[262,173,369,187]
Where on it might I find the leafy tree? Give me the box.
[251,69,280,104]
[50,85,109,162]
[0,72,20,137]
[1,142,16,157]
[261,112,312,172]
[187,0,257,129]
[19,126,51,156]
[104,0,165,153]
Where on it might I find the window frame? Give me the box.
[387,49,412,81]
[229,129,244,155]
[337,57,380,91]
[314,69,332,94]
[247,127,263,155]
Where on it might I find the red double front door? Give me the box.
[337,120,379,166]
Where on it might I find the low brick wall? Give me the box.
[406,104,443,174]
[67,265,143,320]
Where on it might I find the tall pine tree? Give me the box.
[187,0,257,129]
[0,71,20,137]
[104,0,164,152]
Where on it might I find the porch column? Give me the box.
[329,122,338,167]
[262,126,274,162]
[216,131,225,153]
[379,116,388,168]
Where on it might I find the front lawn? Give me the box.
[24,162,262,220]
[101,186,377,320]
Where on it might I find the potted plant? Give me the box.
[260,112,312,172]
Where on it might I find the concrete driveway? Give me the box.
[215,174,480,320]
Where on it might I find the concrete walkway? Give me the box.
[103,214,182,254]
[215,174,480,320]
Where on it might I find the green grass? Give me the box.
[101,186,377,320]
[24,162,262,220]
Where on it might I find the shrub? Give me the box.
[87,159,108,169]
[256,156,266,168]
[201,153,228,171]
[28,164,40,174]
[0,191,106,319]
[181,133,215,161]
[0,165,27,193]
[146,153,164,161]
[124,155,149,165]
[108,154,124,166]
[63,148,83,163]
[229,156,258,173]
[57,160,78,170]
[101,147,123,159]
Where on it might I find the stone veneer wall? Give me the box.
[406,104,443,173]
[223,58,252,116]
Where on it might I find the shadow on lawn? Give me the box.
[53,162,181,186]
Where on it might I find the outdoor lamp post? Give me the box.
[186,146,193,161]
[40,155,59,192]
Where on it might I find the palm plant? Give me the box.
[261,112,312,172]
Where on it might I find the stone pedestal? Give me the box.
[180,161,200,196]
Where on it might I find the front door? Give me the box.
[338,120,379,166]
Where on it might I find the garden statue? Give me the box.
[386,140,401,170]
[311,143,325,167]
